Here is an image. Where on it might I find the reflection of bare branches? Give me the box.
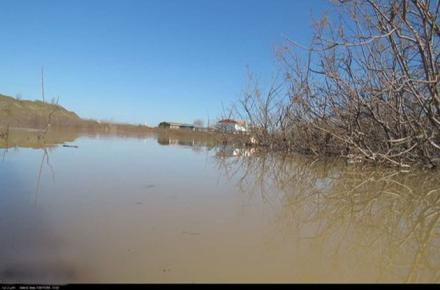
[0,101,12,160]
[312,169,440,282]
[214,153,440,282]
[1,97,61,204]
[34,148,55,204]
[45,148,56,182]
[1,134,9,162]
[32,104,59,205]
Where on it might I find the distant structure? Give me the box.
[216,119,247,133]
[158,121,195,130]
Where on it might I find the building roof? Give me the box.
[159,121,194,127]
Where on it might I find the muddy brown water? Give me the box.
[0,130,439,283]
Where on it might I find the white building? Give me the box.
[216,119,247,133]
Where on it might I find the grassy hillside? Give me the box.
[0,93,154,135]
[0,94,82,128]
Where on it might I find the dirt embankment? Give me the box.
[0,94,153,134]
[0,94,82,128]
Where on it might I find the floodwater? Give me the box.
[0,129,439,283]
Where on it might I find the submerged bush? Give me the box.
[232,0,439,168]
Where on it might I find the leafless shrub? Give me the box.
[232,0,439,168]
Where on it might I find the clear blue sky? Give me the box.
[0,0,330,126]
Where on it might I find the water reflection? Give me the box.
[156,131,216,148]
[1,131,439,283]
[0,148,81,284]
[0,128,80,149]
[215,145,257,158]
[215,154,440,282]
[34,148,56,205]
[155,130,218,155]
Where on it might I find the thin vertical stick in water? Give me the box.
[41,66,45,103]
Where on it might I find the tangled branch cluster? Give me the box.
[235,0,439,168]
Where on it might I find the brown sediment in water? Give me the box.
[0,131,439,283]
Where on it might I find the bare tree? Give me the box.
[232,0,440,168]
[193,119,204,127]
[41,66,45,103]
